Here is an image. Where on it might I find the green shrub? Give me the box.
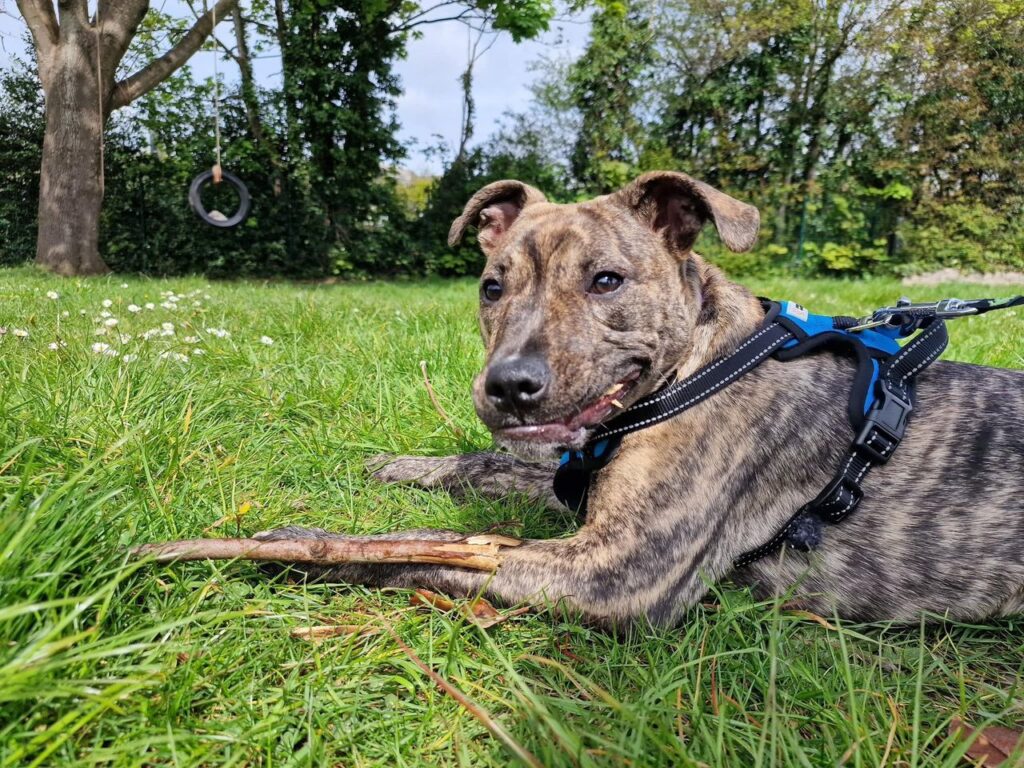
[900,198,1024,273]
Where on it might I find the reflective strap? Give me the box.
[593,322,794,441]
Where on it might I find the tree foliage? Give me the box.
[2,0,1023,278]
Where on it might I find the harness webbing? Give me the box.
[551,294,1019,569]
[733,317,948,567]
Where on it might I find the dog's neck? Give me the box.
[673,254,766,380]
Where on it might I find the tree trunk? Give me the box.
[36,34,110,276]
[232,8,266,149]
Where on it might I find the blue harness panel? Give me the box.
[777,300,905,415]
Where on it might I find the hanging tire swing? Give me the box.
[189,167,251,228]
[189,1,250,229]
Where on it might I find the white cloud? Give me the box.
[394,17,590,172]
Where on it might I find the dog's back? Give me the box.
[740,358,1024,621]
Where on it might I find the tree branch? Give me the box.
[56,0,88,35]
[110,0,239,110]
[395,11,488,33]
[14,0,58,71]
[97,0,149,77]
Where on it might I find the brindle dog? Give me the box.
[258,171,1024,626]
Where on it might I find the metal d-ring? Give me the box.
[188,169,251,228]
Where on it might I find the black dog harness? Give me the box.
[553,295,1024,568]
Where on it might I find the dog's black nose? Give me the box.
[485,356,551,412]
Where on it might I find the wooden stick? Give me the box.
[132,535,521,571]
[384,623,543,768]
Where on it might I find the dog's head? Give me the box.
[449,171,760,459]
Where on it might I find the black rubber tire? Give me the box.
[188,169,251,228]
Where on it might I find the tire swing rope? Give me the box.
[189,1,251,229]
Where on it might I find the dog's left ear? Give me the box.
[448,180,547,251]
[614,171,760,253]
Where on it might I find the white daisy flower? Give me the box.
[141,328,159,340]
[79,309,87,315]
[127,304,141,313]
[158,351,189,363]
[144,302,155,310]
[61,310,70,318]
[99,310,112,319]
[46,290,60,300]
[192,348,206,356]
[94,327,108,336]
[161,322,174,332]
[259,336,274,346]
[92,342,117,356]
[120,283,129,289]
[102,299,113,308]
[205,327,230,338]
[183,335,198,344]
[160,302,176,310]
[119,333,133,344]
[13,328,29,338]
[122,353,138,363]
[103,317,119,328]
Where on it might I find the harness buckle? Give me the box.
[854,380,912,463]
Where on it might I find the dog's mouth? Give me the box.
[493,369,642,449]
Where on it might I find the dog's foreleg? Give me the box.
[368,452,562,509]
[254,515,727,627]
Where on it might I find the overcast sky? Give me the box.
[0,3,589,174]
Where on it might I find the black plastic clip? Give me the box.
[854,380,912,463]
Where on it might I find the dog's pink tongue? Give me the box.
[567,396,617,429]
[567,376,637,429]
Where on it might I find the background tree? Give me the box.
[0,59,44,266]
[565,0,653,193]
[14,0,240,276]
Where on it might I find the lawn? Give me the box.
[1,265,1022,767]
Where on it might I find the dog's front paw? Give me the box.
[366,454,455,488]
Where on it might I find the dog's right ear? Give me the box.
[448,180,547,251]
[614,171,760,253]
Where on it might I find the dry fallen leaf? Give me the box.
[410,588,528,629]
[786,609,840,631]
[950,717,1024,766]
[290,624,379,642]
[203,500,254,533]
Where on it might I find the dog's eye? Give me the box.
[590,272,624,295]
[481,279,504,303]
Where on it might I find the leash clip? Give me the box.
[849,296,978,333]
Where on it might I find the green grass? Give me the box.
[1,265,1022,767]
